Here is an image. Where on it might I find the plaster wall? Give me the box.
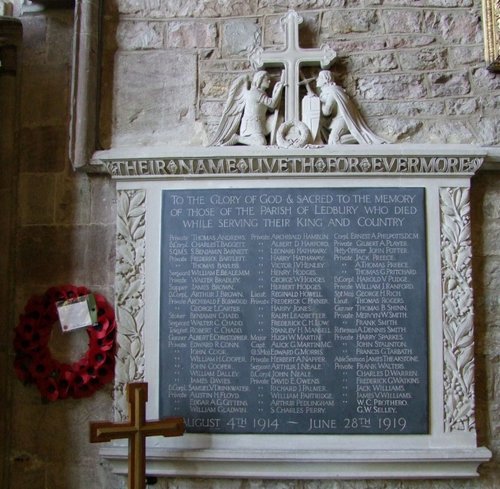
[3,1,499,488]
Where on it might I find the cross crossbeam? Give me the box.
[90,383,185,489]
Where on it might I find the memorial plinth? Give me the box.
[98,144,492,479]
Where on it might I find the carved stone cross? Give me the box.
[90,382,185,489]
[250,10,336,123]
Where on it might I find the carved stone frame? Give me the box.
[482,0,500,72]
[96,146,493,479]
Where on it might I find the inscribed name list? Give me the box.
[159,188,428,434]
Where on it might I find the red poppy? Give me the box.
[28,353,57,380]
[13,356,31,383]
[37,376,60,401]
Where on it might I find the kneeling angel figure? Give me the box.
[315,70,388,145]
[210,70,285,146]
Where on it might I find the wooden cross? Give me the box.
[90,382,185,489]
[250,10,337,122]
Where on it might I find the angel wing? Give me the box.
[209,74,249,146]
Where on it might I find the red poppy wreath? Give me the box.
[13,285,116,401]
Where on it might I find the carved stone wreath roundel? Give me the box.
[276,120,311,148]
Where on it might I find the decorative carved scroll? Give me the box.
[440,188,476,432]
[114,189,146,420]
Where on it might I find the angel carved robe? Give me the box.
[210,71,285,146]
[315,70,388,145]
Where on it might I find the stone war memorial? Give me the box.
[3,1,500,488]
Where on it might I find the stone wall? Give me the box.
[0,15,22,489]
[2,1,499,488]
[5,7,121,489]
[106,0,499,147]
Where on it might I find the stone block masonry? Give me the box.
[2,1,499,488]
[107,1,497,147]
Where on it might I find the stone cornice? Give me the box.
[90,144,495,179]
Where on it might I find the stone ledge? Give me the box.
[100,445,492,479]
[92,143,491,160]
